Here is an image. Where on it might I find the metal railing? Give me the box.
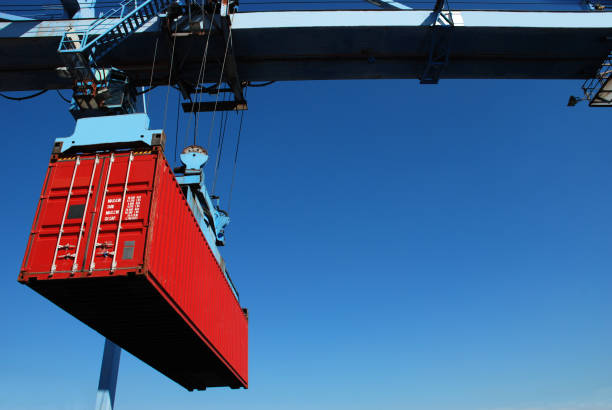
[582,53,612,105]
[58,0,170,61]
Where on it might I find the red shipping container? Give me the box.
[19,148,248,390]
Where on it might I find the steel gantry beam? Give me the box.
[0,10,611,91]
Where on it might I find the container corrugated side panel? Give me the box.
[146,157,248,386]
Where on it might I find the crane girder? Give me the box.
[0,10,610,91]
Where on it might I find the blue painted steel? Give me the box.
[421,1,454,84]
[180,148,209,171]
[61,0,97,19]
[2,11,611,92]
[55,113,162,153]
[58,0,172,62]
[57,0,171,117]
[176,146,231,248]
[94,339,121,410]
[0,12,33,21]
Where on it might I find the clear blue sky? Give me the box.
[1,77,611,410]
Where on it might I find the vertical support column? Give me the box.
[420,0,455,84]
[94,339,121,410]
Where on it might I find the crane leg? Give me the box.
[95,339,122,410]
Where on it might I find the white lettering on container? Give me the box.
[103,194,144,222]
[124,194,143,221]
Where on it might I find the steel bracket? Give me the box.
[178,7,247,114]
[54,113,165,154]
[420,0,455,84]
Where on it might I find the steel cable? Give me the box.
[0,89,47,100]
[227,109,245,213]
[56,89,71,103]
[162,24,178,133]
[206,15,234,151]
[175,91,181,163]
[212,94,230,195]
[146,36,159,111]
[189,1,218,147]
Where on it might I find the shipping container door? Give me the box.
[87,152,155,276]
[22,155,103,276]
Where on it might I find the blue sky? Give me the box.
[1,77,611,410]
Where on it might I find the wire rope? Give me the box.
[135,85,158,95]
[0,89,47,100]
[162,24,178,133]
[175,91,181,163]
[206,16,233,151]
[212,94,230,195]
[189,1,217,148]
[247,81,276,87]
[146,36,159,111]
[56,89,71,103]
[227,109,245,213]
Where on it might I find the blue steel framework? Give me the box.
[57,0,174,117]
[421,0,455,84]
[2,11,611,89]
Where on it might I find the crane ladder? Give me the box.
[58,0,172,64]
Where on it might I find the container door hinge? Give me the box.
[57,243,75,250]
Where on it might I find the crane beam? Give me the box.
[0,10,610,91]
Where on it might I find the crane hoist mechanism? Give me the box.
[16,1,248,409]
[56,0,243,118]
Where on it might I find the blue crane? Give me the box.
[1,2,611,105]
[5,2,239,409]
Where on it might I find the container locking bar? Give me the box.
[72,155,99,274]
[51,156,80,275]
[110,152,134,272]
[89,153,114,273]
